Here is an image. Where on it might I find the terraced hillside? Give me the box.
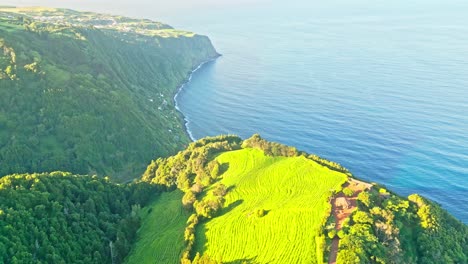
[194,148,348,263]
[130,135,468,264]
[126,191,190,264]
[132,135,350,263]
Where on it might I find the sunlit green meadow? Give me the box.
[194,148,347,263]
[126,191,190,264]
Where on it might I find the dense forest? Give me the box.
[0,7,219,180]
[0,171,156,263]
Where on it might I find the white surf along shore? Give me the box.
[173,57,219,142]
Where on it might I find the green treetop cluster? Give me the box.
[0,171,156,264]
[334,187,468,263]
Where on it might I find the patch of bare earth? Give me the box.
[328,179,372,264]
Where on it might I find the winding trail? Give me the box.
[328,179,372,264]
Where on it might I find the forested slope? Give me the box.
[0,7,219,179]
[0,171,156,263]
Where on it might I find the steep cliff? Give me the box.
[0,7,219,179]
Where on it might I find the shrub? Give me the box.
[357,191,371,208]
[337,230,346,239]
[242,134,299,157]
[256,209,266,217]
[212,184,227,197]
[352,211,373,224]
[343,187,354,197]
[379,188,389,195]
[337,249,360,263]
[182,191,197,210]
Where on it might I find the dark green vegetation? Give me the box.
[331,186,468,264]
[0,171,156,264]
[0,7,219,179]
[0,135,466,263]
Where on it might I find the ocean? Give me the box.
[171,1,468,223]
[9,0,467,223]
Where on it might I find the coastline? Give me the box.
[173,55,220,142]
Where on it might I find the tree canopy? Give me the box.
[0,171,156,263]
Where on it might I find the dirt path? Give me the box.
[328,179,372,264]
[328,237,339,264]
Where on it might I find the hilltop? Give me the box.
[0,135,466,263]
[0,7,219,180]
[128,135,468,264]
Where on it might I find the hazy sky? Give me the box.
[1,0,272,20]
[2,0,466,32]
[1,1,278,31]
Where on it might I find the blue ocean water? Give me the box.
[11,0,467,222]
[170,1,468,223]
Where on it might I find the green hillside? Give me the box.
[193,148,347,263]
[0,7,219,180]
[126,191,190,264]
[130,135,467,264]
[134,135,340,263]
[0,135,466,263]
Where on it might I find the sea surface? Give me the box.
[13,0,467,223]
[171,1,468,223]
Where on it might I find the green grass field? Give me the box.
[194,148,348,263]
[126,191,190,264]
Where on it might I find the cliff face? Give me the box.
[0,8,219,179]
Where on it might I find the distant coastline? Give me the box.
[173,55,220,142]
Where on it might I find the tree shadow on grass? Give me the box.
[195,199,244,255]
[226,184,236,193]
[224,257,261,264]
[220,199,243,215]
[219,162,230,175]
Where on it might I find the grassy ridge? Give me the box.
[194,148,347,263]
[126,191,190,264]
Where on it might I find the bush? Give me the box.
[357,191,371,208]
[352,211,373,224]
[256,209,266,217]
[242,134,299,157]
[343,187,354,197]
[337,249,360,263]
[212,184,227,197]
[379,188,389,195]
[182,191,197,210]
[337,230,346,239]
